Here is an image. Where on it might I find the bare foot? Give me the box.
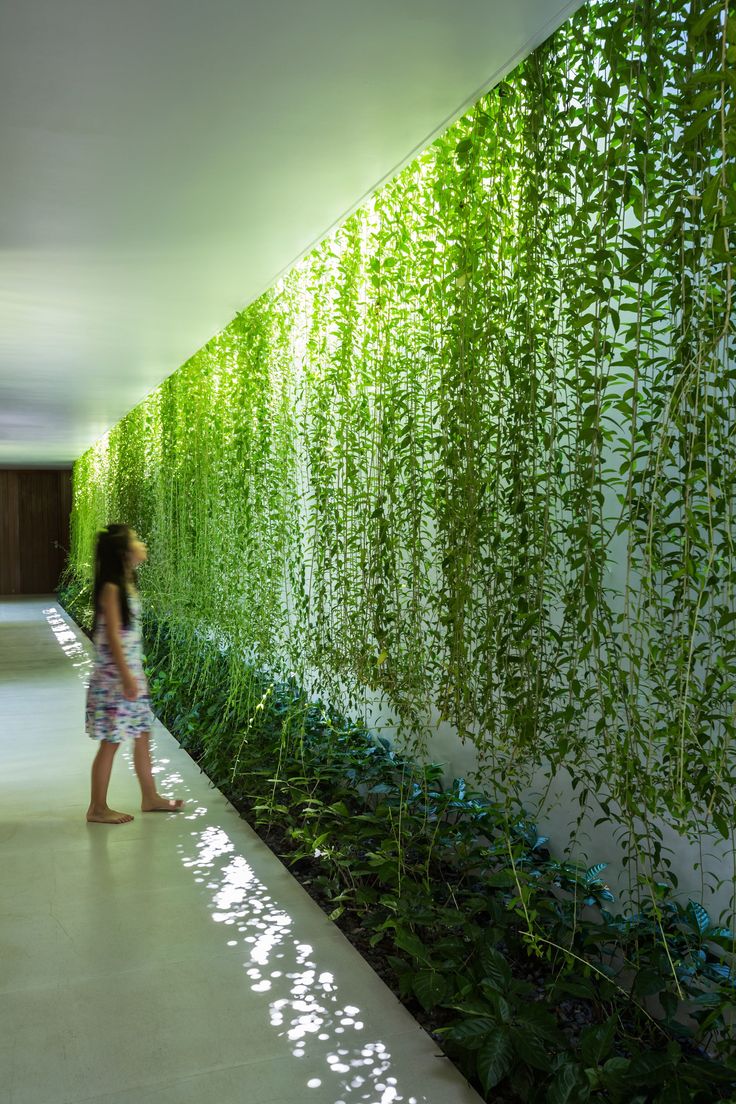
[86,806,134,824]
[141,796,185,813]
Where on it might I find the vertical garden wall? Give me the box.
[68,0,735,922]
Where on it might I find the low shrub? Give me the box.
[59,583,736,1103]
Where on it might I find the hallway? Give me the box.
[0,598,482,1104]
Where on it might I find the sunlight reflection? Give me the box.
[183,805,209,820]
[42,607,94,683]
[180,823,426,1102]
[45,605,430,1102]
[158,770,184,785]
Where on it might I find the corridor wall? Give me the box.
[65,0,735,917]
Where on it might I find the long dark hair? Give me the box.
[92,524,133,633]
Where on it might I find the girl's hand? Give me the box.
[122,673,138,701]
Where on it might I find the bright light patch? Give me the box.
[177,822,426,1101]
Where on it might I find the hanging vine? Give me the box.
[64,0,735,925]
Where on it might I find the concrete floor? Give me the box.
[0,597,483,1104]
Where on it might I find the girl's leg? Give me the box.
[133,732,184,812]
[87,740,134,824]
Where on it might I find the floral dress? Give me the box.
[85,589,155,742]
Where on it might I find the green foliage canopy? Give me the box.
[69,0,736,902]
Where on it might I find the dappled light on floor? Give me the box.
[42,606,93,683]
[39,603,438,1103]
[179,822,423,1103]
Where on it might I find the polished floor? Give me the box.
[0,598,483,1104]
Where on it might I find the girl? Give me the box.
[85,524,184,823]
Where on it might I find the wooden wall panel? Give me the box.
[58,469,72,555]
[0,471,21,594]
[0,469,72,594]
[19,471,56,593]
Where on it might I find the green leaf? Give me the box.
[514,1002,562,1044]
[477,1032,514,1093]
[692,86,720,110]
[580,1018,616,1067]
[690,1,723,36]
[547,1063,591,1104]
[412,969,449,1011]
[439,1016,496,1050]
[393,928,431,964]
[682,113,710,142]
[482,988,512,1023]
[627,1051,676,1087]
[510,1025,551,1072]
[487,870,518,888]
[585,863,608,882]
[687,899,710,934]
[633,968,665,998]
[479,945,512,990]
[679,1056,736,1085]
[551,974,597,1001]
[602,1056,632,1092]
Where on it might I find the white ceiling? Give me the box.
[0,0,583,465]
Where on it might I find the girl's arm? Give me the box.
[100,582,138,700]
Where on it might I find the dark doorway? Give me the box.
[0,469,72,594]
